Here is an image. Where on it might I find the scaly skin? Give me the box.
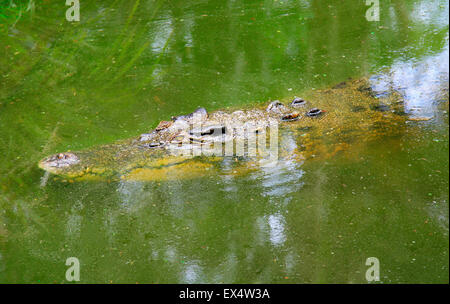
[38,78,417,182]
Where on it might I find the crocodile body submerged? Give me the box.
[39,78,416,181]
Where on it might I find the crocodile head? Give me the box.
[38,151,86,178]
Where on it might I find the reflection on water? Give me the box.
[262,141,303,197]
[267,214,286,247]
[252,131,301,248]
[411,0,449,25]
[370,38,449,119]
[426,200,449,236]
[182,262,202,284]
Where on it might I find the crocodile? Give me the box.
[39,78,414,182]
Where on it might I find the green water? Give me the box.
[0,0,448,283]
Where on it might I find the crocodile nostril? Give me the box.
[47,152,79,167]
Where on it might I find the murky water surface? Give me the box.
[0,0,448,283]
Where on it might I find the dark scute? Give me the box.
[332,81,347,89]
[357,84,377,97]
[351,105,366,112]
[393,110,408,116]
[281,113,300,122]
[306,108,323,117]
[370,104,390,112]
[291,97,307,107]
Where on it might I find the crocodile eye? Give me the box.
[201,126,226,136]
[190,125,226,137]
[291,98,307,107]
[306,108,324,117]
[57,153,64,160]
